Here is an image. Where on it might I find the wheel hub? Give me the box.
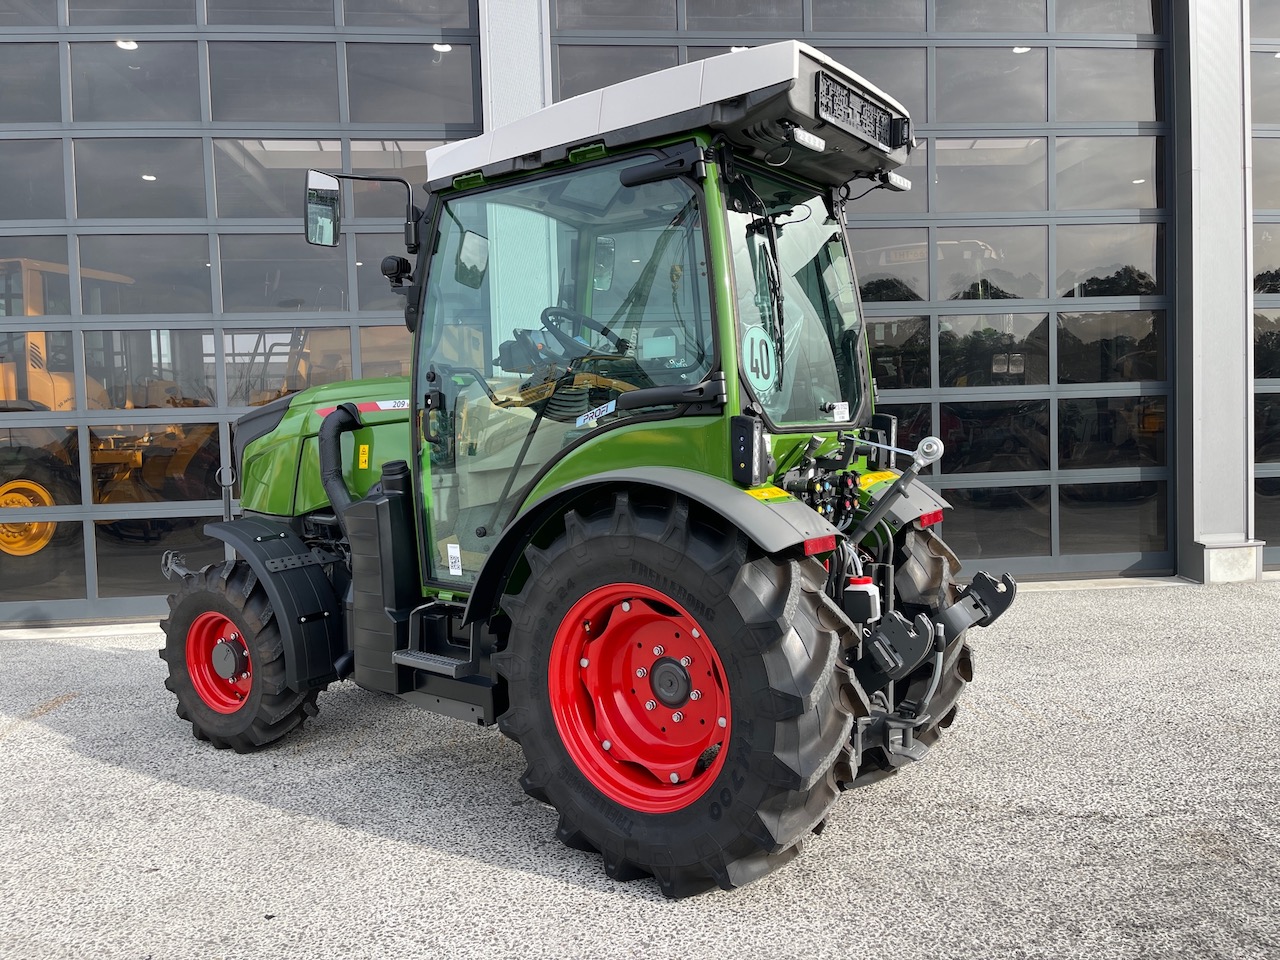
[211,639,249,680]
[0,478,57,558]
[185,612,252,714]
[649,657,690,708]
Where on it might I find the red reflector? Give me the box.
[919,509,944,528]
[803,534,837,556]
[848,576,874,585]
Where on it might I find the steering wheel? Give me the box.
[539,306,627,358]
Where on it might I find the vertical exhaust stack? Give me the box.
[317,402,362,534]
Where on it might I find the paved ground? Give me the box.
[1,579,1278,960]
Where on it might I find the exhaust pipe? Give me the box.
[318,402,362,536]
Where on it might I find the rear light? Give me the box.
[803,534,837,556]
[918,509,944,528]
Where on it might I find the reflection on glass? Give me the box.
[1258,394,1280,463]
[1256,478,1280,544]
[935,0,1046,32]
[1060,481,1167,553]
[208,0,334,25]
[344,0,472,28]
[74,139,207,219]
[71,41,200,122]
[687,0,800,30]
[852,141,928,214]
[351,141,435,218]
[557,0,675,30]
[812,0,924,30]
[1060,396,1166,468]
[558,45,679,101]
[868,317,930,389]
[83,329,215,410]
[0,424,83,600]
[1057,224,1162,298]
[849,227,928,302]
[936,48,1046,123]
[1256,311,1280,379]
[220,235,347,313]
[1057,0,1158,33]
[1255,53,1280,124]
[348,43,476,125]
[224,326,352,405]
[938,400,1050,473]
[356,234,404,312]
[821,48,926,125]
[96,516,225,598]
[938,226,1047,301]
[940,314,1049,387]
[0,239,72,318]
[69,0,194,24]
[875,402,930,454]
[209,42,339,122]
[1256,225,1280,293]
[0,141,65,220]
[1254,0,1280,40]
[0,44,61,123]
[1057,137,1160,210]
[214,139,342,219]
[935,138,1046,212]
[80,236,212,315]
[360,325,412,379]
[1057,50,1160,122]
[0,1,57,25]
[938,486,1051,557]
[89,423,220,504]
[1256,139,1280,211]
[0,330,78,409]
[1059,311,1166,383]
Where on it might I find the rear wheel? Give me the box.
[0,459,82,588]
[496,492,858,898]
[160,560,320,752]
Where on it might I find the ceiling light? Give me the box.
[1011,46,1032,54]
[1132,178,1146,184]
[140,174,157,181]
[731,46,749,53]
[355,261,363,267]
[116,39,138,50]
[432,44,452,53]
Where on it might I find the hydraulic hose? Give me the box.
[317,402,362,538]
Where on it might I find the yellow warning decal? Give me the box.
[745,485,792,503]
[857,471,898,490]
[358,444,369,470]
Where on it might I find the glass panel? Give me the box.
[812,0,924,31]
[939,314,1049,387]
[851,141,928,215]
[557,0,675,30]
[0,44,61,123]
[83,328,215,410]
[1257,224,1280,293]
[820,48,926,124]
[0,427,79,501]
[1057,49,1160,122]
[0,141,65,220]
[1057,223,1162,298]
[1059,311,1166,383]
[356,234,405,311]
[875,403,930,458]
[0,524,87,600]
[1057,0,1158,33]
[214,139,341,219]
[935,138,1046,213]
[88,422,221,504]
[0,1,56,25]
[1257,310,1280,379]
[80,236,212,315]
[360,325,412,379]
[348,43,476,125]
[0,331,77,409]
[1255,139,1280,211]
[1256,478,1280,544]
[1255,53,1280,124]
[868,316,930,389]
[344,0,473,28]
[1258,394,1280,463]
[220,235,348,313]
[938,399,1050,473]
[71,41,199,123]
[687,0,800,31]
[97,516,224,598]
[1254,0,1280,40]
[74,139,206,220]
[938,486,1051,557]
[1059,396,1166,467]
[350,140,436,218]
[224,326,352,406]
[1057,137,1161,210]
[208,0,334,25]
[557,45,678,101]
[209,42,339,123]
[936,48,1046,123]
[1060,481,1167,553]
[937,226,1047,301]
[848,227,928,302]
[935,0,1046,32]
[69,1,194,24]
[0,238,72,318]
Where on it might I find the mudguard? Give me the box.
[203,516,345,691]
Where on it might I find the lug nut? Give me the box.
[679,656,692,667]
[579,657,589,668]
[669,773,679,784]
[690,690,702,701]
[672,712,684,723]
[645,700,657,711]
[621,601,631,612]
[602,740,612,751]
[717,717,727,728]
[636,667,647,678]
[652,645,664,656]
[691,629,700,639]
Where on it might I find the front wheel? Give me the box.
[496,492,859,898]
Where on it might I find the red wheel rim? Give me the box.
[548,583,731,813]
[185,611,252,714]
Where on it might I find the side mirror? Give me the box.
[592,236,615,292]
[454,230,489,289]
[304,170,342,247]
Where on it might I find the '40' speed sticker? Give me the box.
[741,327,777,396]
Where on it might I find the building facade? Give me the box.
[0,0,1271,625]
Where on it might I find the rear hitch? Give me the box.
[160,550,193,582]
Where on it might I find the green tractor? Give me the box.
[160,41,1015,898]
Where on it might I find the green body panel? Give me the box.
[238,377,413,518]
